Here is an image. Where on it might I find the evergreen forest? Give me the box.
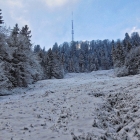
[1,9,140,90]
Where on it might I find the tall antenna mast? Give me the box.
[72,12,74,42]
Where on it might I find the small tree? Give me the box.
[46,48,53,79]
[20,25,32,50]
[79,50,85,72]
[89,54,97,71]
[45,48,64,79]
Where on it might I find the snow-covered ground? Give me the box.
[0,69,140,140]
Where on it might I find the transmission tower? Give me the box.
[71,12,74,42]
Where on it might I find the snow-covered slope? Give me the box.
[0,70,140,140]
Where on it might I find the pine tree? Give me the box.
[34,45,41,53]
[68,57,74,72]
[61,52,66,70]
[124,33,132,52]
[111,40,116,67]
[89,54,97,71]
[8,25,44,87]
[0,26,13,90]
[0,9,4,27]
[52,42,59,53]
[70,41,77,56]
[51,52,64,79]
[45,47,64,79]
[7,24,20,48]
[95,57,99,70]
[100,48,109,70]
[79,50,85,72]
[20,25,32,50]
[112,41,123,68]
[117,41,125,67]
[131,32,140,47]
[45,48,52,79]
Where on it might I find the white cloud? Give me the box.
[125,27,140,35]
[43,0,67,7]
[14,16,30,26]
[6,0,23,8]
[1,0,30,27]
[129,27,140,35]
[42,0,79,8]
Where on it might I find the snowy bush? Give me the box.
[114,46,140,76]
[0,61,12,90]
[114,66,129,77]
[112,32,140,76]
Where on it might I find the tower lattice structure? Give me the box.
[72,12,74,42]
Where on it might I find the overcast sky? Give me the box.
[1,0,140,49]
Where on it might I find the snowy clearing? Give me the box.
[0,69,140,140]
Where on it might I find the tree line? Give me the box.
[34,39,113,79]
